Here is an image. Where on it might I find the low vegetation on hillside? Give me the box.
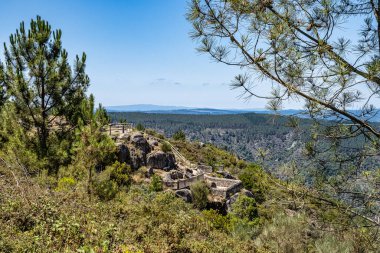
[1,135,378,252]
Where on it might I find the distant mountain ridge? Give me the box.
[105,104,303,116]
[105,104,380,121]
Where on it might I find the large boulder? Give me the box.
[175,189,193,203]
[131,133,151,154]
[169,170,184,180]
[129,148,146,170]
[147,151,176,171]
[118,144,130,163]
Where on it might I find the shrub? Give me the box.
[149,175,163,192]
[202,209,229,232]
[238,164,268,203]
[94,180,119,201]
[231,195,258,221]
[161,141,172,153]
[190,181,209,209]
[145,129,157,136]
[157,133,165,140]
[109,161,131,188]
[136,123,145,131]
[93,162,132,201]
[173,130,186,141]
[56,177,76,192]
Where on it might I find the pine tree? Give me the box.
[0,16,90,157]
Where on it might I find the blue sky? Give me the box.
[0,1,365,110]
[1,0,267,109]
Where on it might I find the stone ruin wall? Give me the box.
[164,174,205,190]
[204,175,243,198]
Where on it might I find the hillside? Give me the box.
[109,112,310,165]
[1,128,377,252]
[109,112,380,175]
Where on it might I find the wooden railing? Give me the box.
[107,123,134,135]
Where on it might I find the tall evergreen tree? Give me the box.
[0,16,89,157]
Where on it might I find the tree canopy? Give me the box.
[188,0,380,138]
[0,16,89,157]
[188,0,380,227]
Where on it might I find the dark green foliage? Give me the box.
[94,104,110,126]
[239,164,268,203]
[136,123,145,131]
[0,73,6,108]
[173,130,186,141]
[231,195,258,221]
[190,181,209,210]
[0,16,89,158]
[149,174,163,192]
[93,162,131,201]
[94,180,119,201]
[109,161,131,188]
[161,141,172,153]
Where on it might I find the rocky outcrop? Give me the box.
[131,133,151,154]
[147,151,176,171]
[169,170,184,180]
[216,170,235,179]
[148,140,159,148]
[129,148,146,170]
[118,144,130,163]
[175,189,192,203]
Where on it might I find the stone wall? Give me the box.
[204,175,243,198]
[164,174,205,190]
[197,164,213,173]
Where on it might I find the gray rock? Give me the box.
[216,170,235,179]
[241,189,255,198]
[226,192,240,213]
[131,133,151,154]
[149,140,159,147]
[118,144,130,163]
[162,173,173,182]
[129,149,146,170]
[147,167,154,177]
[175,189,193,203]
[169,170,184,180]
[147,151,176,170]
[197,164,213,173]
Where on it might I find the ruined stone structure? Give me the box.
[164,173,205,190]
[110,128,244,200]
[204,175,243,198]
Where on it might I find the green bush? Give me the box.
[109,161,131,188]
[202,209,229,232]
[149,175,163,192]
[157,133,165,139]
[94,180,119,201]
[161,141,172,153]
[231,195,258,221]
[238,164,268,203]
[136,123,145,131]
[190,181,209,209]
[173,130,186,141]
[56,177,76,192]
